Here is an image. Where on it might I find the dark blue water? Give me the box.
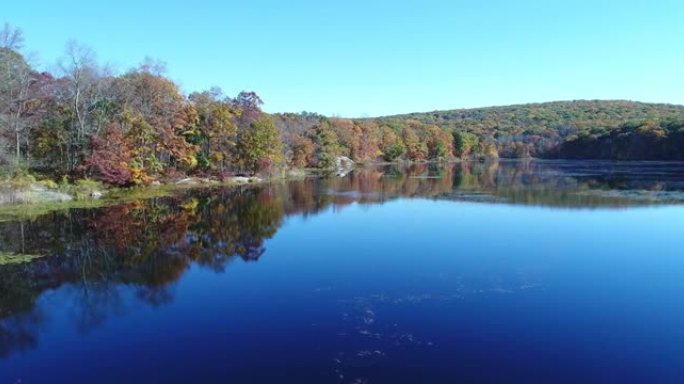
[1,161,684,383]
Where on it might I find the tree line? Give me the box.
[2,24,684,187]
[0,25,460,186]
[0,24,288,185]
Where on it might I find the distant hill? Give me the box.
[380,100,684,127]
[371,100,684,159]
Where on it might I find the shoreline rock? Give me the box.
[335,156,355,177]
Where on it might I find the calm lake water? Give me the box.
[1,160,684,383]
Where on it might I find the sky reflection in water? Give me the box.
[1,160,684,383]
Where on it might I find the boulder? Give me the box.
[232,176,250,184]
[176,177,201,185]
[335,156,355,177]
[176,177,218,185]
[90,191,104,199]
[287,169,307,179]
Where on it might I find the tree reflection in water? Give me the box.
[1,160,684,357]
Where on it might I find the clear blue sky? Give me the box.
[3,0,684,117]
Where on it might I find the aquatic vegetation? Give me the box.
[0,252,45,266]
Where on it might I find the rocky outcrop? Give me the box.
[335,156,355,177]
[175,177,220,186]
[175,176,263,186]
[231,176,263,184]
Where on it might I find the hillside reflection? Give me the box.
[1,160,684,357]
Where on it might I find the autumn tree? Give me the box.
[380,126,405,161]
[82,123,133,185]
[274,112,322,167]
[188,88,239,172]
[57,41,114,170]
[332,118,358,159]
[289,134,315,168]
[355,121,382,162]
[232,91,263,130]
[236,117,283,174]
[483,141,499,159]
[112,65,197,180]
[307,121,341,168]
[425,125,452,160]
[401,126,427,161]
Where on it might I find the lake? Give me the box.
[1,160,684,383]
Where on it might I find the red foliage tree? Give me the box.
[83,123,133,185]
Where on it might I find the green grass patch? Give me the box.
[0,252,46,266]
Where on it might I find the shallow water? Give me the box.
[1,160,684,383]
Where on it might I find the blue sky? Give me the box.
[3,0,684,117]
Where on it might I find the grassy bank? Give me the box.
[0,171,312,222]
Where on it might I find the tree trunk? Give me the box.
[15,130,20,164]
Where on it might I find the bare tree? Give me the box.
[60,41,96,141]
[0,24,35,167]
[0,23,24,50]
[58,41,113,169]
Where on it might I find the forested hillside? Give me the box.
[374,100,684,159]
[273,100,684,163]
[2,23,684,188]
[552,119,684,160]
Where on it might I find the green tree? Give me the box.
[189,88,239,172]
[308,121,341,168]
[452,130,479,159]
[236,117,283,174]
[380,127,405,161]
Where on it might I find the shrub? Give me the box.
[39,179,59,190]
[61,179,105,200]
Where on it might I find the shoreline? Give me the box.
[0,173,307,222]
[4,157,684,221]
